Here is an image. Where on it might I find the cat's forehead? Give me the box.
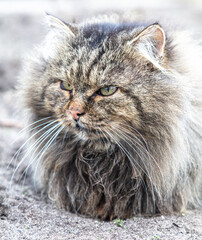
[47,22,143,90]
[64,47,123,90]
[61,25,127,87]
[77,22,142,50]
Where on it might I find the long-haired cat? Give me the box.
[18,14,202,220]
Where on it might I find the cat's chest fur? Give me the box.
[43,141,150,220]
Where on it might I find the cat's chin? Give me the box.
[64,121,115,148]
[70,123,99,142]
[76,129,88,141]
[70,125,114,150]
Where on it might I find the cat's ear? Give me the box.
[45,13,77,37]
[129,24,166,60]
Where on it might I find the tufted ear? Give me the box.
[45,13,77,37]
[129,24,166,61]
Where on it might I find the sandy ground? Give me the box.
[0,1,202,239]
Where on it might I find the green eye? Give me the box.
[60,81,73,91]
[99,86,118,96]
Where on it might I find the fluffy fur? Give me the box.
[18,14,202,220]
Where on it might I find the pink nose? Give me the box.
[69,104,85,121]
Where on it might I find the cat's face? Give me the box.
[22,16,181,147]
[32,48,140,141]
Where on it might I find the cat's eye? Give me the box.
[60,81,73,91]
[99,86,118,96]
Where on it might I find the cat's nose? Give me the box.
[69,104,85,121]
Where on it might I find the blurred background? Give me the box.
[0,0,202,128]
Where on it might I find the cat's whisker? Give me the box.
[13,119,57,167]
[15,116,53,136]
[8,119,59,170]
[117,122,149,149]
[61,123,69,144]
[96,127,109,156]
[20,119,55,137]
[112,124,154,164]
[9,120,61,189]
[103,128,149,206]
[111,125,151,169]
[32,124,65,188]
[19,121,64,187]
[11,125,59,189]
[105,126,149,178]
[98,126,117,161]
[11,116,53,146]
[109,124,157,208]
[103,127,150,212]
[112,123,163,182]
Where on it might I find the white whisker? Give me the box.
[112,122,163,181]
[19,121,64,187]
[33,124,65,187]
[110,124,157,209]
[17,116,52,134]
[103,127,150,211]
[118,122,150,150]
[9,119,60,189]
[8,119,58,169]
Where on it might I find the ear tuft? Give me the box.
[45,13,77,37]
[129,24,166,60]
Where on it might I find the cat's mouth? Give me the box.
[75,122,88,131]
[72,121,99,141]
[75,122,97,134]
[63,120,115,147]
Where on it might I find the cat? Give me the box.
[18,13,202,220]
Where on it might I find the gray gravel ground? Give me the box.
[0,1,202,239]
